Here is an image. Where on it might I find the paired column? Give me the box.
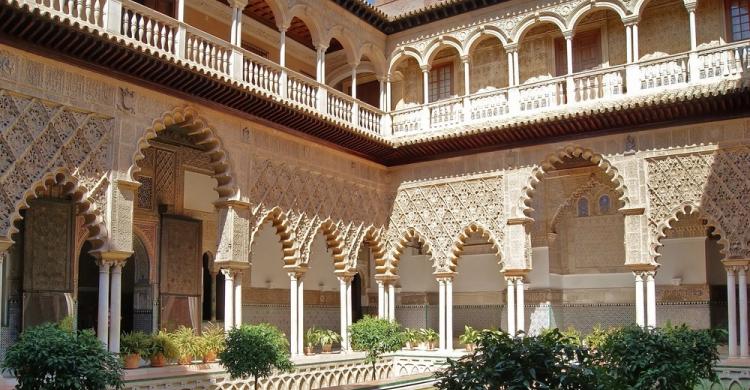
[289,271,305,356]
[376,279,397,321]
[228,0,246,46]
[505,44,520,113]
[338,275,354,352]
[724,260,750,359]
[631,266,657,328]
[96,259,112,347]
[461,55,472,122]
[624,19,642,93]
[377,280,385,318]
[279,27,288,98]
[316,44,328,112]
[97,251,130,353]
[504,274,526,335]
[234,270,243,326]
[222,269,235,333]
[109,260,124,353]
[564,31,575,104]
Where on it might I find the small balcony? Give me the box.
[13,0,750,140]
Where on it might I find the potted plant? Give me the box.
[147,330,177,367]
[318,329,342,353]
[121,331,150,369]
[304,327,321,356]
[458,325,480,352]
[403,328,422,350]
[170,326,199,365]
[199,322,225,363]
[420,328,439,350]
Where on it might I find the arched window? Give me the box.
[577,198,589,217]
[599,195,611,214]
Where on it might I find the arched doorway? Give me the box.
[352,273,363,322]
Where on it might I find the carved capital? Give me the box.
[420,64,432,73]
[0,238,13,253]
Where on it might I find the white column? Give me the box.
[289,273,298,355]
[109,261,123,353]
[512,51,520,85]
[234,271,243,327]
[422,66,430,104]
[346,278,353,336]
[339,276,349,351]
[625,24,633,64]
[297,277,304,355]
[97,260,111,347]
[446,278,453,351]
[506,277,516,335]
[316,46,326,83]
[740,266,748,357]
[462,56,470,95]
[438,279,446,350]
[223,269,234,333]
[351,65,358,99]
[378,78,386,110]
[377,280,385,318]
[634,272,645,327]
[646,271,656,328]
[229,3,243,46]
[632,24,639,63]
[388,282,395,321]
[506,51,515,86]
[565,35,573,75]
[386,78,392,112]
[515,277,525,333]
[174,0,186,57]
[278,29,287,68]
[728,266,738,358]
[688,9,697,50]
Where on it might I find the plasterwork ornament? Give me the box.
[0,51,16,77]
[0,90,112,252]
[385,173,505,275]
[647,148,750,259]
[117,87,135,115]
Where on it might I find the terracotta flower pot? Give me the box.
[465,343,475,352]
[124,353,141,369]
[178,355,193,365]
[304,346,315,356]
[150,353,166,367]
[322,344,333,353]
[202,350,217,363]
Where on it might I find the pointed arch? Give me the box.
[519,145,629,217]
[128,106,237,200]
[512,13,569,43]
[449,222,504,272]
[250,207,297,268]
[423,35,466,66]
[651,203,729,261]
[301,217,346,272]
[385,227,434,277]
[568,1,627,30]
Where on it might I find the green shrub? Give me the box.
[596,324,721,390]
[121,331,151,356]
[219,324,294,390]
[199,322,226,356]
[349,316,404,380]
[170,326,200,361]
[458,325,480,347]
[305,326,322,351]
[318,329,342,347]
[403,328,423,348]
[146,330,178,360]
[2,323,123,389]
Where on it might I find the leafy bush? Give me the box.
[458,325,480,347]
[596,324,721,390]
[419,328,439,349]
[146,330,178,360]
[349,316,404,380]
[170,326,199,363]
[436,328,599,390]
[121,331,151,356]
[199,322,226,356]
[220,324,294,390]
[403,328,423,349]
[2,323,123,389]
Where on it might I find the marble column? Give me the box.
[727,266,738,358]
[565,35,573,75]
[109,261,124,353]
[632,24,639,63]
[234,271,243,327]
[438,278,446,350]
[421,66,430,104]
[646,271,656,328]
[339,275,351,351]
[634,272,645,327]
[289,272,299,355]
[506,277,516,335]
[688,7,697,50]
[506,51,515,86]
[377,280,385,318]
[740,266,748,357]
[515,277,525,333]
[388,282,395,321]
[97,260,111,347]
[625,24,633,64]
[462,55,470,95]
[297,276,304,355]
[445,277,454,351]
[223,269,235,333]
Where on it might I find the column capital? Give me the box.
[627,263,658,273]
[506,216,534,226]
[216,260,251,270]
[503,269,530,279]
[0,238,13,253]
[420,64,432,73]
[228,0,247,9]
[115,178,141,191]
[562,30,574,39]
[724,259,750,271]
[336,273,356,284]
[683,0,697,11]
[460,54,470,64]
[213,199,251,209]
[97,250,131,267]
[374,274,399,283]
[623,16,640,26]
[503,43,519,53]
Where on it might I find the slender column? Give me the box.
[109,261,124,353]
[728,266,738,357]
[210,271,218,321]
[346,278,353,338]
[97,260,111,347]
[632,24,640,63]
[377,280,385,318]
[634,272,645,327]
[506,277,516,335]
[421,66,430,104]
[316,46,326,83]
[279,28,287,68]
[625,24,633,64]
[512,51,520,85]
[289,273,298,355]
[515,277,525,333]
[386,77,392,112]
[378,78,386,110]
[688,8,697,50]
[223,269,235,333]
[351,65,358,99]
[229,2,243,46]
[339,276,350,351]
[506,51,515,86]
[234,271,243,327]
[740,266,749,357]
[388,282,396,321]
[462,55,470,95]
[646,271,656,328]
[438,279,446,350]
[445,278,454,351]
[297,277,304,355]
[174,0,186,57]
[565,35,573,75]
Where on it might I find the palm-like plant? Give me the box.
[420,328,439,350]
[318,329,342,353]
[458,325,480,352]
[170,326,199,365]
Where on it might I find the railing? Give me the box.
[519,77,566,111]
[429,97,463,129]
[120,1,178,53]
[21,0,750,139]
[640,53,689,90]
[573,67,625,102]
[469,89,509,122]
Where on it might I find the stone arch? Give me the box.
[464,26,509,52]
[328,62,378,87]
[258,0,287,30]
[650,202,729,261]
[449,222,504,272]
[132,224,158,282]
[388,49,424,76]
[128,106,237,199]
[359,42,388,79]
[512,13,569,43]
[386,227,434,277]
[325,25,360,66]
[423,36,466,66]
[519,145,629,218]
[284,4,325,48]
[301,217,346,272]
[567,1,628,30]
[250,207,297,268]
[6,168,107,253]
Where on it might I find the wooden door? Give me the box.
[159,215,202,330]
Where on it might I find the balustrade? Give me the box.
[573,67,625,102]
[35,0,105,26]
[327,90,354,123]
[242,53,282,95]
[640,54,689,90]
[429,98,463,129]
[185,27,232,74]
[287,71,317,108]
[469,89,510,122]
[519,78,566,112]
[391,107,423,134]
[359,104,382,134]
[697,41,750,80]
[120,1,178,53]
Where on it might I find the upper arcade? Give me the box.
[1,0,748,164]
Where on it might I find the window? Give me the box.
[727,0,750,41]
[599,195,611,214]
[429,63,453,102]
[577,198,589,217]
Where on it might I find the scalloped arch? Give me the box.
[449,222,504,272]
[301,217,347,272]
[385,227,434,277]
[568,1,627,30]
[650,203,728,261]
[520,146,629,217]
[128,106,237,200]
[6,169,108,253]
[250,207,297,268]
[512,13,569,43]
[351,225,386,273]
